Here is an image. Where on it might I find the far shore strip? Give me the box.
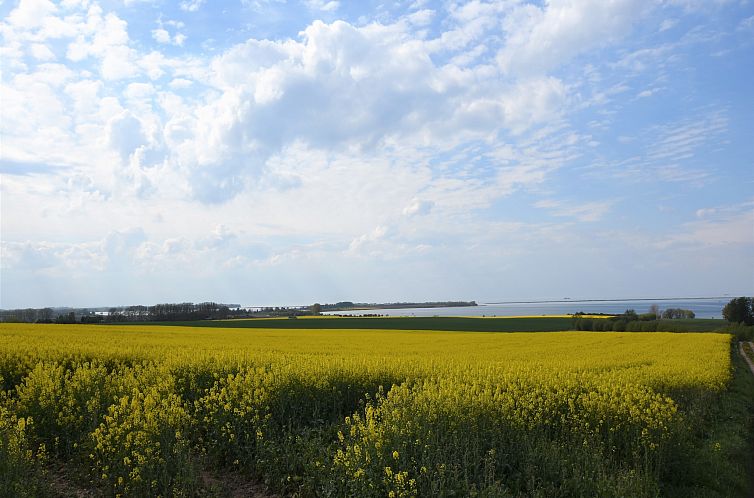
[218,314,614,321]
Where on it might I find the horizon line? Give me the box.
[482,296,731,305]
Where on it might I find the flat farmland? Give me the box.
[0,323,751,497]
[134,315,730,333]
[136,315,581,332]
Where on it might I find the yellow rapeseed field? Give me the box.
[0,323,736,497]
[0,323,730,387]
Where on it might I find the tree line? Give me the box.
[0,302,318,323]
[1,303,233,323]
[106,302,232,322]
[571,309,688,332]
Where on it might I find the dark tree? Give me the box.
[722,297,754,325]
[55,312,76,324]
[662,308,696,319]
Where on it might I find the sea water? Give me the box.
[322,297,730,319]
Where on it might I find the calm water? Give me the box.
[322,298,729,319]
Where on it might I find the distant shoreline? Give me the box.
[323,301,477,312]
[484,297,729,305]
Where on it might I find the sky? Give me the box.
[0,0,753,309]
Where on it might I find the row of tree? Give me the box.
[661,308,696,319]
[0,307,55,323]
[0,303,234,323]
[107,302,231,322]
[572,308,696,332]
[0,302,319,323]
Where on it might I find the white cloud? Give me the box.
[660,18,679,32]
[403,198,434,216]
[179,0,205,12]
[34,6,139,80]
[406,9,434,27]
[106,111,147,161]
[497,0,653,75]
[175,18,575,203]
[305,0,339,12]
[614,45,675,74]
[645,111,728,163]
[30,43,56,60]
[657,210,754,249]
[6,0,57,29]
[3,0,751,307]
[64,78,103,115]
[348,226,388,254]
[152,27,171,44]
[587,109,729,185]
[500,77,567,133]
[636,87,662,98]
[151,23,187,46]
[169,78,193,89]
[695,207,716,218]
[0,228,148,274]
[534,199,613,222]
[101,46,138,80]
[124,81,155,101]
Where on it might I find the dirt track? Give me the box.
[740,341,754,376]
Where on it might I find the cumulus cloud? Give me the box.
[1,3,603,207]
[30,43,56,60]
[151,21,186,46]
[175,17,575,203]
[1,228,147,274]
[6,0,57,29]
[151,27,171,44]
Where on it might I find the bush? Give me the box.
[662,309,695,320]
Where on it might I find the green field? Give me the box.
[0,322,752,497]
[117,315,731,333]
[138,315,579,332]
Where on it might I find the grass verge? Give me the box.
[663,345,754,497]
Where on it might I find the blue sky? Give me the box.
[1,0,752,308]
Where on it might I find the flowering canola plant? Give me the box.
[0,324,733,496]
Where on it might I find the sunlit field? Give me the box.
[0,323,749,497]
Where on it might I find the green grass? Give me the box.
[655,318,729,332]
[110,315,733,333]
[662,345,754,497]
